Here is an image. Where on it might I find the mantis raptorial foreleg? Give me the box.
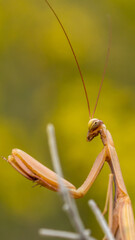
[74,147,107,197]
[8,149,76,192]
[8,146,107,199]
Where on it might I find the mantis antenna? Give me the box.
[44,0,111,119]
[44,0,91,119]
[92,18,111,118]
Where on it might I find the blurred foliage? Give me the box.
[0,0,135,239]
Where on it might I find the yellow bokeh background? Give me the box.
[0,0,135,239]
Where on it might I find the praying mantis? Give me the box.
[6,0,135,239]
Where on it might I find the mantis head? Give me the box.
[87,118,103,141]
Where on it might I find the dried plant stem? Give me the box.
[44,124,95,240]
[88,200,115,240]
[39,229,84,239]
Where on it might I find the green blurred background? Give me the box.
[0,0,135,239]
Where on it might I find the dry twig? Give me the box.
[39,124,95,240]
[88,200,115,240]
[39,229,86,239]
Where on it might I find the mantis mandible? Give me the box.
[6,0,135,239]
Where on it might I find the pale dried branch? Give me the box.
[39,229,85,239]
[43,123,95,240]
[88,200,115,240]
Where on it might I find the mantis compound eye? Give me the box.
[88,118,102,131]
[92,121,99,130]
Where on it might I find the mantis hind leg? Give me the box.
[102,174,114,240]
[102,173,114,229]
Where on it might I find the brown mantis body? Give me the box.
[6,0,135,239]
[8,119,135,239]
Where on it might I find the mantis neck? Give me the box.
[100,124,128,198]
[99,124,114,147]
